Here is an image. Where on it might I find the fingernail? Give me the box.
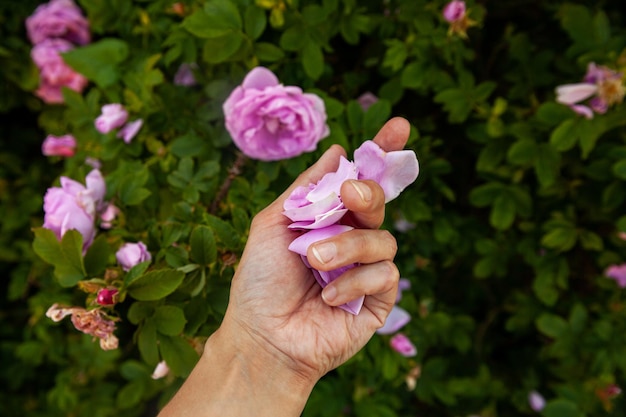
[322,285,337,303]
[351,180,372,202]
[311,242,336,264]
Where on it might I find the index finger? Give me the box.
[372,117,411,153]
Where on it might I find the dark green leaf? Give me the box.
[159,335,199,377]
[126,269,185,301]
[190,225,217,265]
[154,305,187,336]
[62,39,129,87]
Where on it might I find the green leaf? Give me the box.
[434,88,472,123]
[280,26,306,51]
[363,100,392,138]
[116,380,145,410]
[190,225,217,265]
[126,269,185,301]
[507,140,536,165]
[244,5,266,40]
[202,32,244,64]
[255,42,285,62]
[124,261,152,286]
[534,144,560,187]
[536,313,569,339]
[301,41,324,80]
[578,230,603,251]
[182,2,241,39]
[541,226,577,252]
[549,119,578,152]
[61,39,129,88]
[159,335,199,378]
[32,227,64,266]
[127,301,155,325]
[83,235,111,277]
[138,319,159,365]
[469,183,502,207]
[541,398,580,417]
[154,305,187,336]
[612,159,626,180]
[203,213,241,249]
[490,193,516,230]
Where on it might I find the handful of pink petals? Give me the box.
[283,140,419,314]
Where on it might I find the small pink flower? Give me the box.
[356,92,378,111]
[96,288,118,306]
[442,0,466,22]
[85,157,101,169]
[223,66,329,161]
[605,264,626,288]
[99,203,120,229]
[528,390,546,412]
[116,241,152,271]
[26,0,90,46]
[390,333,417,357]
[116,119,143,143]
[151,361,170,379]
[95,104,128,134]
[43,169,106,251]
[42,134,76,157]
[31,38,88,104]
[174,63,198,86]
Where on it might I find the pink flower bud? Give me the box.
[528,390,546,412]
[96,288,118,306]
[151,361,170,379]
[116,119,143,144]
[443,0,466,22]
[95,104,128,134]
[116,241,152,271]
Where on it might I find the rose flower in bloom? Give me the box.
[43,169,105,251]
[556,62,625,119]
[442,0,476,38]
[41,134,76,157]
[284,140,419,314]
[26,0,90,46]
[223,66,329,161]
[30,38,88,104]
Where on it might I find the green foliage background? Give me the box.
[1,0,626,416]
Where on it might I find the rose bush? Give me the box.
[1,0,626,416]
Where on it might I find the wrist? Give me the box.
[207,319,317,415]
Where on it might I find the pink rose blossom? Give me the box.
[96,288,118,306]
[283,140,419,315]
[26,0,90,45]
[31,38,88,103]
[390,333,417,357]
[95,104,129,134]
[151,361,170,379]
[223,66,329,161]
[283,157,358,229]
[354,141,419,203]
[555,62,624,118]
[116,119,143,143]
[605,264,626,288]
[43,169,105,251]
[116,241,152,271]
[442,0,466,22]
[528,390,546,412]
[42,134,76,157]
[174,63,198,86]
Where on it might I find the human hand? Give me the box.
[220,117,411,381]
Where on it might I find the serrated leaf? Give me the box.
[84,235,111,276]
[255,42,285,62]
[154,305,187,336]
[126,269,185,301]
[62,38,129,88]
[549,119,578,152]
[244,5,266,40]
[190,225,217,265]
[302,41,324,80]
[138,319,159,365]
[158,335,199,378]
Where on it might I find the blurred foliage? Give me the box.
[1,0,626,416]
